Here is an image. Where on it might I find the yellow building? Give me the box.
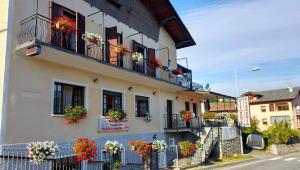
[242,87,300,131]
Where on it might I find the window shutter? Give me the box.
[50,2,62,46]
[147,48,156,77]
[105,26,118,64]
[77,12,85,55]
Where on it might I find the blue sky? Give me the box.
[171,0,300,96]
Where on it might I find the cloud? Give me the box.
[175,0,300,95]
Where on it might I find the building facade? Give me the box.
[242,87,300,131]
[0,0,223,147]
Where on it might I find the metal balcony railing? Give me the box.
[164,114,201,131]
[17,14,193,89]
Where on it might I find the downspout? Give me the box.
[0,0,15,144]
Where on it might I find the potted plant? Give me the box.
[144,112,152,122]
[128,140,152,169]
[112,160,121,170]
[132,52,143,63]
[73,138,97,162]
[104,140,123,155]
[64,105,87,124]
[152,140,167,152]
[114,44,129,56]
[27,141,59,164]
[202,111,216,119]
[107,109,127,122]
[172,68,183,75]
[179,110,192,123]
[82,32,102,45]
[52,16,76,33]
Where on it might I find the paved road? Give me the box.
[214,152,300,170]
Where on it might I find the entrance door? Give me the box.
[167,100,173,128]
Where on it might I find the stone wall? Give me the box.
[221,128,242,157]
[271,144,300,155]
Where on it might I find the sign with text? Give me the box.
[99,117,129,132]
[26,45,41,56]
[237,96,251,127]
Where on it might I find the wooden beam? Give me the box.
[159,16,176,26]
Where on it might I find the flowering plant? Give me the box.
[172,68,183,75]
[178,141,196,157]
[27,141,59,164]
[64,105,87,124]
[230,113,238,121]
[82,32,102,45]
[107,109,127,122]
[112,160,122,170]
[202,112,216,119]
[53,16,76,33]
[73,138,97,162]
[152,140,167,152]
[179,110,192,122]
[104,140,123,154]
[115,44,129,56]
[132,52,143,62]
[128,140,152,158]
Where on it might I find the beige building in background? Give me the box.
[242,87,300,131]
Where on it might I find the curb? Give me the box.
[184,158,258,170]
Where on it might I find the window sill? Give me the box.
[51,114,65,117]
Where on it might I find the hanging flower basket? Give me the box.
[64,105,87,124]
[152,140,167,152]
[132,52,143,62]
[104,140,123,155]
[179,110,192,123]
[53,16,76,33]
[82,32,102,45]
[107,109,127,122]
[73,138,97,162]
[27,141,59,164]
[178,141,196,158]
[172,68,183,75]
[128,140,152,158]
[114,44,129,56]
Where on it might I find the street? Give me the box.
[214,152,300,170]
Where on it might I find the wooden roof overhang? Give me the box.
[142,0,196,49]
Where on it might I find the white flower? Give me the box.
[152,140,167,152]
[27,141,59,164]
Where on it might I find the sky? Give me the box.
[171,0,300,96]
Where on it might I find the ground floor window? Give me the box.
[270,116,290,124]
[135,95,149,117]
[103,90,122,116]
[53,82,85,115]
[262,118,268,125]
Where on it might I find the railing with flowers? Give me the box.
[164,114,201,131]
[17,13,193,89]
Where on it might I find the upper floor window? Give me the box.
[53,82,85,115]
[269,103,289,111]
[270,116,290,124]
[185,102,190,111]
[135,95,149,117]
[261,106,266,112]
[103,90,123,116]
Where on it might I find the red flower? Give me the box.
[73,138,97,162]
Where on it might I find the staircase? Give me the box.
[200,127,220,162]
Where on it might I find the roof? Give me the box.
[243,87,300,103]
[142,0,196,49]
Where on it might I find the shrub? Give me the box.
[262,122,300,145]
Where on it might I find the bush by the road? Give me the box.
[263,122,300,145]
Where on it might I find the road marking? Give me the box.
[268,157,282,160]
[297,159,300,162]
[218,159,267,170]
[284,158,296,161]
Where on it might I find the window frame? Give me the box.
[261,106,266,112]
[51,79,88,116]
[101,88,125,116]
[185,101,190,111]
[134,94,151,118]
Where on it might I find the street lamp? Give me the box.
[235,66,261,97]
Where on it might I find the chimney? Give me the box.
[288,86,293,93]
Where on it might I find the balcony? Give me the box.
[16,14,192,89]
[164,114,201,132]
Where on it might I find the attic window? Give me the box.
[107,0,121,8]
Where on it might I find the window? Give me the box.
[103,90,122,116]
[53,82,85,115]
[185,102,190,111]
[270,116,291,124]
[193,103,197,117]
[262,118,268,125]
[261,106,266,112]
[269,103,289,111]
[135,95,149,117]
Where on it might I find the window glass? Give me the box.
[261,106,266,112]
[103,90,123,116]
[262,118,268,125]
[275,103,289,111]
[269,104,274,111]
[53,82,84,115]
[135,95,149,117]
[185,102,190,111]
[270,116,291,124]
